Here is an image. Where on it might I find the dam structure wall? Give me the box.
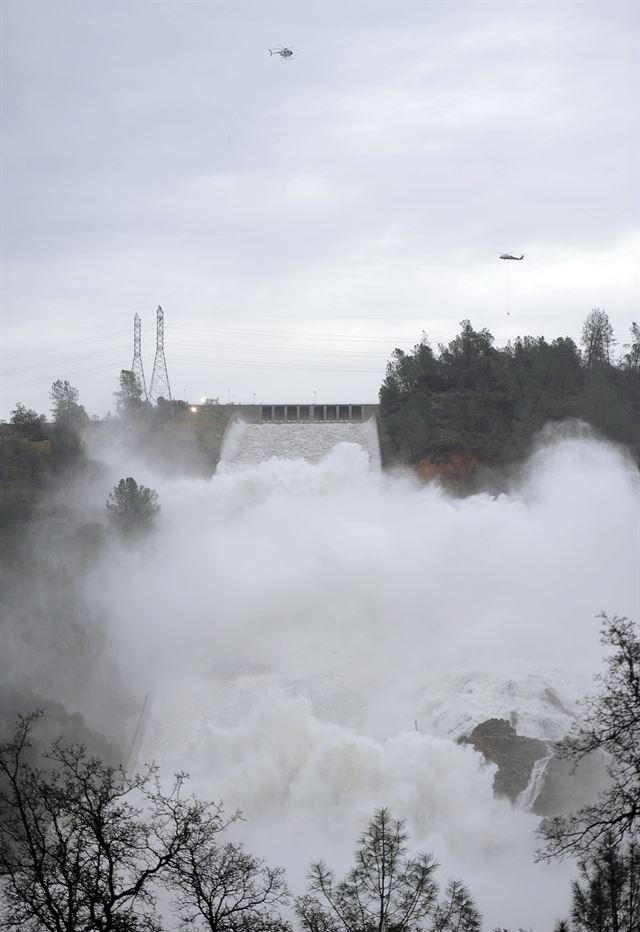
[188,402,379,424]
[136,403,381,475]
[219,415,382,471]
[182,403,380,472]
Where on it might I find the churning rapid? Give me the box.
[219,417,382,471]
[84,422,638,928]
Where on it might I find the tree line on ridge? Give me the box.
[379,311,640,473]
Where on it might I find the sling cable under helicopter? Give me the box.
[499,253,525,316]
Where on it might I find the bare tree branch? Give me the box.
[538,615,640,862]
[0,712,224,932]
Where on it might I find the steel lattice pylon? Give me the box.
[131,313,148,400]
[149,305,172,403]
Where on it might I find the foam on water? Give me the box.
[84,426,639,928]
[219,416,382,471]
[516,746,554,812]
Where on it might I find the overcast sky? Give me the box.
[1,0,638,417]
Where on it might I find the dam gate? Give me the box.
[260,403,371,423]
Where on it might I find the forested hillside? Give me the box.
[379,311,640,473]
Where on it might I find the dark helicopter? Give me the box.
[499,253,524,260]
[269,46,295,60]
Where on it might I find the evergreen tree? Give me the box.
[115,369,145,415]
[378,317,640,474]
[10,403,45,440]
[48,379,88,461]
[295,808,481,932]
[49,379,87,426]
[569,836,639,932]
[435,880,482,932]
[106,477,160,536]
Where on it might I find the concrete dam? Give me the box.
[213,403,381,471]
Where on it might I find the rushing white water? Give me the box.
[219,417,382,471]
[82,423,639,929]
[516,747,554,812]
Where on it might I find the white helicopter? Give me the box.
[269,45,295,60]
[499,253,524,260]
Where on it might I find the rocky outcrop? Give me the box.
[0,685,122,766]
[459,717,610,816]
[459,718,549,803]
[415,452,481,484]
[533,748,608,816]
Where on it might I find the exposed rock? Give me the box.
[415,452,481,490]
[0,685,122,766]
[533,747,609,817]
[459,717,611,816]
[459,718,549,802]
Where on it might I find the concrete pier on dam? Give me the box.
[179,403,382,472]
[196,402,380,425]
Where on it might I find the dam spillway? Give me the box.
[218,417,382,471]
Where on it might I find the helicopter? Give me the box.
[500,253,524,317]
[269,46,295,60]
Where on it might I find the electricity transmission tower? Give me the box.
[149,305,172,403]
[131,313,148,400]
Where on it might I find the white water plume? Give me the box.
[219,417,382,470]
[516,746,554,812]
[77,422,638,928]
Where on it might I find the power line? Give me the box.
[2,346,127,378]
[169,355,382,374]
[1,329,130,362]
[3,361,124,393]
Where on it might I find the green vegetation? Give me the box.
[540,615,640,932]
[0,380,89,532]
[106,477,160,536]
[109,371,226,474]
[567,836,638,932]
[379,312,640,475]
[9,404,47,441]
[0,373,205,534]
[49,379,88,428]
[539,615,640,862]
[114,369,147,418]
[48,379,89,462]
[296,808,481,932]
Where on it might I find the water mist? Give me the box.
[18,420,640,926]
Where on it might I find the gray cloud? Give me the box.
[1,0,637,415]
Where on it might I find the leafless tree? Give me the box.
[621,323,640,372]
[169,836,291,932]
[581,309,615,369]
[539,615,640,862]
[0,712,224,932]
